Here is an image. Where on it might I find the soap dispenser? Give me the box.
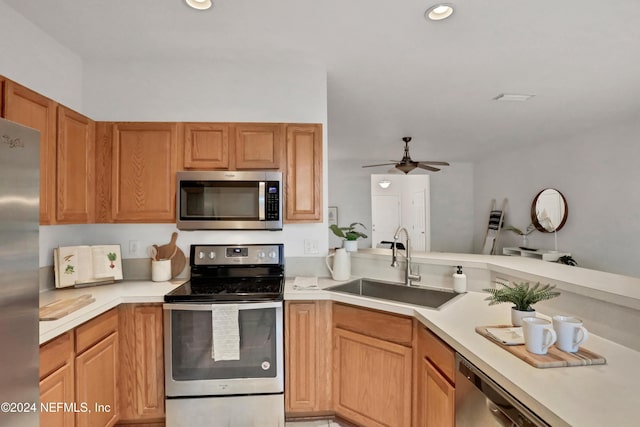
[453,265,467,293]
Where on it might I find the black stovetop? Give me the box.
[164,277,283,302]
[164,243,285,303]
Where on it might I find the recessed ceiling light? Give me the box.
[186,0,212,10]
[425,4,454,21]
[493,93,536,102]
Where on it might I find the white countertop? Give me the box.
[39,280,184,344]
[39,277,640,427]
[285,277,640,427]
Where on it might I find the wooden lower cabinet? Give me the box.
[75,315,119,427]
[333,328,412,427]
[285,301,332,417]
[415,324,456,427]
[419,359,455,427]
[40,331,76,427]
[118,304,165,424]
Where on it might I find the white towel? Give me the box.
[211,304,240,361]
[293,276,319,290]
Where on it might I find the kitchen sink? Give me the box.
[325,278,460,309]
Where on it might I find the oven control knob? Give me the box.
[209,251,216,260]
[261,361,270,370]
[257,251,266,259]
[198,251,204,259]
[268,250,277,259]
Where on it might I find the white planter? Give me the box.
[343,240,359,252]
[511,307,536,326]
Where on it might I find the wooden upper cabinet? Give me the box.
[234,123,283,169]
[183,123,230,169]
[109,122,178,222]
[285,124,322,222]
[2,79,57,224]
[56,106,95,223]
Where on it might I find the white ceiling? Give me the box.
[6,0,640,162]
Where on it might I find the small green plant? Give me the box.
[329,222,368,241]
[482,281,560,312]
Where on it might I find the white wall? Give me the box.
[0,1,83,111]
[474,119,640,277]
[328,158,475,253]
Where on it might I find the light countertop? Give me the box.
[39,277,640,427]
[39,280,184,344]
[285,277,640,427]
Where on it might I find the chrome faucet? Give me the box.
[391,226,421,286]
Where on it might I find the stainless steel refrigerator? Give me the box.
[0,117,40,426]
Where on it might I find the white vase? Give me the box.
[343,240,358,252]
[511,307,536,326]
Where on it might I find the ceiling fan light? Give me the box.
[425,4,454,21]
[185,0,212,10]
[378,179,391,189]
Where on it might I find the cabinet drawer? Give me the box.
[418,325,455,384]
[333,303,413,346]
[75,308,118,354]
[40,331,74,379]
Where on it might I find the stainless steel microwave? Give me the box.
[176,171,282,230]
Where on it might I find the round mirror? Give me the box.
[531,188,568,232]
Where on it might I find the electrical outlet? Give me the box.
[304,239,319,254]
[129,240,140,256]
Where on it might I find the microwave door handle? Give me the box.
[258,181,266,220]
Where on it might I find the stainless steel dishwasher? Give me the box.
[455,354,550,427]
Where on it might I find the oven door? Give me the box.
[163,301,283,397]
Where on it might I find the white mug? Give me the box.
[151,259,172,282]
[522,317,557,355]
[553,315,589,353]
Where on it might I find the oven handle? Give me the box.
[163,301,282,311]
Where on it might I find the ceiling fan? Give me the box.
[362,137,450,174]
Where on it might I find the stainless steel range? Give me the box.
[164,244,285,427]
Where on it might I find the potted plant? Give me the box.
[506,223,536,248]
[483,281,561,326]
[329,222,368,252]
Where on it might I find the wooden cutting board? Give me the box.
[40,294,95,321]
[171,247,186,278]
[476,325,606,368]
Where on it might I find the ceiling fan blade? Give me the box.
[362,163,396,168]
[417,161,450,166]
[417,164,441,172]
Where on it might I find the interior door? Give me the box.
[371,194,401,247]
[410,190,427,252]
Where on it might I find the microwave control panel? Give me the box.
[265,182,280,220]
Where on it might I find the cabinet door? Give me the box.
[40,363,76,427]
[56,106,95,223]
[234,123,283,169]
[285,301,332,416]
[119,304,165,422]
[285,124,322,222]
[75,332,119,427]
[333,328,412,427]
[2,80,57,224]
[422,358,455,427]
[110,122,178,222]
[183,123,230,169]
